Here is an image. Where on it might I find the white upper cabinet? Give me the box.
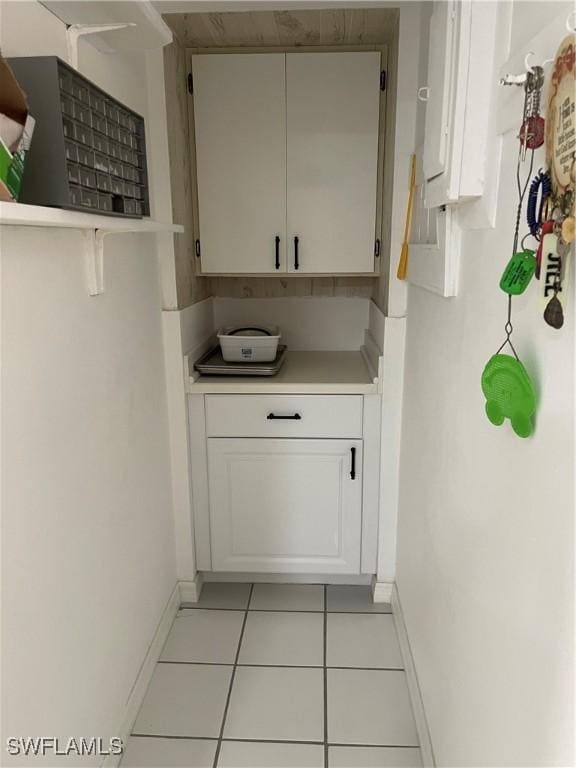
[192,52,382,275]
[192,54,287,273]
[286,53,381,274]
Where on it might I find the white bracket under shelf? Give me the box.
[43,0,173,61]
[83,227,144,296]
[66,23,136,70]
[0,202,184,297]
[83,229,105,296]
[83,224,161,296]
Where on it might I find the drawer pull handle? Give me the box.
[267,413,302,420]
[275,235,281,270]
[294,236,299,270]
[350,446,356,480]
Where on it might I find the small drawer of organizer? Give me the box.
[205,395,363,439]
[7,56,149,218]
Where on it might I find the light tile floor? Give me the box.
[122,584,422,768]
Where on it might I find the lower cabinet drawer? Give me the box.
[205,394,363,438]
[208,438,362,574]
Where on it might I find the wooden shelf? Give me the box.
[0,202,183,234]
[1,202,183,296]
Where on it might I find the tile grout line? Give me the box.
[212,583,254,768]
[328,742,421,749]
[130,734,420,749]
[157,660,404,672]
[180,607,392,615]
[323,584,328,768]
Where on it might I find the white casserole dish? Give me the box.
[217,325,281,362]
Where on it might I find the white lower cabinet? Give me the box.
[188,393,380,575]
[207,438,362,574]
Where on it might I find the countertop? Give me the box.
[186,350,379,394]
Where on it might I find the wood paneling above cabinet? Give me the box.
[163,40,211,309]
[163,9,398,49]
[209,276,376,300]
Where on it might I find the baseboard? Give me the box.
[371,578,393,602]
[391,584,436,767]
[200,572,374,585]
[178,573,204,602]
[102,582,181,767]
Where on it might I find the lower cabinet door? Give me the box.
[207,438,362,573]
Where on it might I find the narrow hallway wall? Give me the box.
[396,3,574,765]
[1,2,178,761]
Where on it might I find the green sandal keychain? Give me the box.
[481,353,536,438]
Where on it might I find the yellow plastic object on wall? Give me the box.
[396,153,417,281]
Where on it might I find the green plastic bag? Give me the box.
[481,354,536,438]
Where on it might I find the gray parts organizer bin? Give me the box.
[7,56,149,218]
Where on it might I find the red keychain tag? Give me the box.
[536,220,555,278]
[520,115,545,149]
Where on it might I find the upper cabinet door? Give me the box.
[286,52,381,274]
[192,54,287,273]
[422,2,456,182]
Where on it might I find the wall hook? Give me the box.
[524,52,535,74]
[499,72,528,87]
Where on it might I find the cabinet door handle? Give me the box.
[275,236,280,270]
[350,446,356,480]
[294,236,299,270]
[267,413,302,420]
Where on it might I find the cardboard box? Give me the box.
[0,56,35,201]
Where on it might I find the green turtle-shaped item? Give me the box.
[481,354,537,438]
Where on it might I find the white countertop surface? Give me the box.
[186,350,378,394]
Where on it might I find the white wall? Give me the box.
[213,297,370,351]
[396,3,574,766]
[1,2,177,762]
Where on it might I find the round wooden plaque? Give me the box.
[546,34,576,200]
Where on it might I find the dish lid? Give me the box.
[220,325,278,337]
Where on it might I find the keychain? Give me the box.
[482,63,540,438]
[536,219,555,278]
[544,277,564,328]
[562,215,575,243]
[527,169,551,240]
[542,236,572,328]
[520,66,545,157]
[500,250,536,294]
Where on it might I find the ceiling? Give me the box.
[162,7,399,47]
[153,1,400,12]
